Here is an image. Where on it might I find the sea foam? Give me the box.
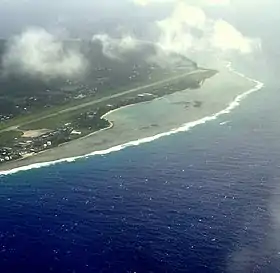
[0,63,264,176]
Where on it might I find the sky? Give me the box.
[0,0,279,78]
[0,0,277,38]
[0,0,278,57]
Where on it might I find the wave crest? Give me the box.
[0,63,264,176]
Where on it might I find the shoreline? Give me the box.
[0,63,264,176]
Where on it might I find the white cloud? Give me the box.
[2,27,86,79]
[131,0,258,56]
[203,0,230,5]
[211,20,259,53]
[132,0,230,7]
[155,3,207,54]
[92,1,259,68]
[153,2,260,56]
[92,34,141,59]
[132,0,174,6]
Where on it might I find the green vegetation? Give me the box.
[0,38,217,165]
[0,131,23,146]
[17,70,215,131]
[0,39,195,129]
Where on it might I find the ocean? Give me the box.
[1,62,280,272]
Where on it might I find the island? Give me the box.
[0,36,260,174]
[0,38,221,172]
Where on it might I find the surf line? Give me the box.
[0,64,264,176]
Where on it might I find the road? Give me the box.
[0,69,210,134]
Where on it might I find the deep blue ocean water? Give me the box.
[1,67,280,272]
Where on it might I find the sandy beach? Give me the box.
[0,64,261,174]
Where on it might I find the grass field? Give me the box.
[0,69,183,132]
[18,70,215,131]
[0,69,216,135]
[0,131,23,146]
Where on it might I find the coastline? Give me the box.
[0,63,264,176]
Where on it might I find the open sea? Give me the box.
[1,61,280,272]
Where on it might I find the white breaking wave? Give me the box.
[219,121,229,126]
[0,63,264,176]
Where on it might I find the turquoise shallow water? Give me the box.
[106,64,254,132]
[0,64,256,173]
[1,62,279,272]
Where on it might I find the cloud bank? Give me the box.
[92,34,142,59]
[131,0,260,58]
[2,27,86,79]
[154,1,260,57]
[132,0,230,7]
